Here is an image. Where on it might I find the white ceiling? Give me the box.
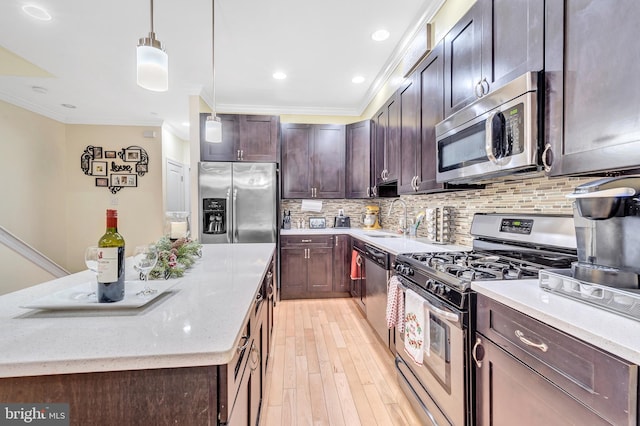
[0,0,443,140]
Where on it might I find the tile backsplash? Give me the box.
[280,175,594,246]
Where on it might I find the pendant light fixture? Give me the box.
[205,0,222,143]
[137,0,168,92]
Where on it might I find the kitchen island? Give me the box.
[0,243,275,425]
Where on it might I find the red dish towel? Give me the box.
[386,275,404,332]
[350,250,363,280]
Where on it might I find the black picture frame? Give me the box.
[123,148,141,162]
[105,151,117,159]
[110,174,137,187]
[95,177,109,187]
[309,217,326,229]
[92,146,103,159]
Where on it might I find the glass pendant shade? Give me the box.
[137,35,168,92]
[205,115,222,143]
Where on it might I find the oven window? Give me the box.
[425,313,451,391]
[438,120,487,171]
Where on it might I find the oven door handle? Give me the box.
[423,299,459,323]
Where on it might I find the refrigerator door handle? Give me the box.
[226,188,232,243]
[233,188,238,242]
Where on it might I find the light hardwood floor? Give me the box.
[261,298,422,426]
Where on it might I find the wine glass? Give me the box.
[84,246,99,297]
[133,244,159,296]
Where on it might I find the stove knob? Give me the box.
[395,263,403,273]
[432,283,443,294]
[425,279,435,290]
[436,285,449,297]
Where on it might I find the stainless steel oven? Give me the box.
[395,277,466,426]
[435,72,542,184]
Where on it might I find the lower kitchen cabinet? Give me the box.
[280,234,352,299]
[332,234,351,292]
[474,294,637,426]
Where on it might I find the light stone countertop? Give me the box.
[0,243,275,378]
[472,280,640,365]
[281,227,470,255]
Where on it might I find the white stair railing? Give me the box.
[0,226,69,278]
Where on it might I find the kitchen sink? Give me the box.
[367,234,401,238]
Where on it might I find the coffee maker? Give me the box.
[362,205,382,230]
[568,176,640,288]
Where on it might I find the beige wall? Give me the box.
[0,100,168,292]
[0,101,68,292]
[64,124,164,272]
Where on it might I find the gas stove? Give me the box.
[394,213,578,310]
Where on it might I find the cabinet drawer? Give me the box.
[281,235,333,248]
[476,294,637,426]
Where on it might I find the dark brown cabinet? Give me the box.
[345,120,374,198]
[444,0,543,118]
[545,0,640,176]
[281,123,345,199]
[280,235,334,299]
[398,73,420,194]
[200,113,279,162]
[374,93,400,186]
[332,234,351,293]
[474,294,637,426]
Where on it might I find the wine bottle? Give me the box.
[97,209,125,302]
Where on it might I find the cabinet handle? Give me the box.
[366,186,370,197]
[301,239,312,243]
[515,330,548,352]
[372,186,377,197]
[475,81,484,98]
[542,143,553,172]
[335,237,338,247]
[240,150,244,160]
[237,335,250,354]
[307,248,311,259]
[481,78,490,95]
[250,342,260,371]
[237,149,241,160]
[472,337,483,368]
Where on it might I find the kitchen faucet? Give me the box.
[387,199,408,236]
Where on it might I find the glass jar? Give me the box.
[165,211,190,241]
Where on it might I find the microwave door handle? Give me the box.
[485,110,506,165]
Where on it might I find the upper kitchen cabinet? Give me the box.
[544,0,640,176]
[374,92,400,187]
[281,123,345,199]
[346,120,373,198]
[200,113,279,162]
[398,73,420,194]
[444,0,544,118]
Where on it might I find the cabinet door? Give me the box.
[483,0,543,91]
[227,363,251,426]
[281,123,313,198]
[312,124,346,198]
[545,0,640,176]
[307,248,333,292]
[417,42,445,192]
[332,235,351,292]
[279,247,307,299]
[385,96,400,183]
[238,115,279,162]
[200,113,239,161]
[346,120,373,198]
[374,107,387,186]
[443,2,484,117]
[398,73,419,194]
[475,335,610,426]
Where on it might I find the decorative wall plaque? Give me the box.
[80,145,149,193]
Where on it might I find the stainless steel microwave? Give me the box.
[435,72,542,183]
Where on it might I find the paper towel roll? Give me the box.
[301,199,323,212]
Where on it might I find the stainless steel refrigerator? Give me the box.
[199,162,278,244]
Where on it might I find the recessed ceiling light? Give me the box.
[22,5,52,21]
[61,104,76,109]
[352,76,365,84]
[371,29,390,42]
[273,72,287,80]
[32,86,48,94]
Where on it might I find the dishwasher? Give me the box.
[362,243,393,351]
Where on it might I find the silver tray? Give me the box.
[539,269,640,321]
[21,280,180,310]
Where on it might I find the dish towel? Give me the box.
[350,250,363,280]
[386,276,404,333]
[404,288,426,365]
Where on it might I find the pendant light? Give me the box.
[205,0,222,143]
[137,0,168,92]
